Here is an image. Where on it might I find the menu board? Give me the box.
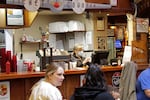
[7,9,24,26]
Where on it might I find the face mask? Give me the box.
[78,51,84,56]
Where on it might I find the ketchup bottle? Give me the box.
[12,55,17,72]
[6,61,10,74]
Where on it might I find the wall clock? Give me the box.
[72,0,86,14]
[24,0,41,12]
[49,0,64,13]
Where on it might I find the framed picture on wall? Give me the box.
[116,26,124,40]
[107,29,115,36]
[97,36,107,50]
[6,8,24,26]
[136,18,149,33]
[97,17,105,31]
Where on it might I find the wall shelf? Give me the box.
[19,41,48,59]
[20,41,48,48]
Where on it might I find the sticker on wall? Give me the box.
[112,72,121,87]
[0,81,10,100]
[49,0,64,13]
[72,0,86,14]
[24,0,41,12]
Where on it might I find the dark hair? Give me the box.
[83,64,107,90]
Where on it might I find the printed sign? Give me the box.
[112,72,121,87]
[136,18,149,33]
[0,81,10,100]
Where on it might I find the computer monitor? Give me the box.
[92,50,109,65]
[115,40,122,49]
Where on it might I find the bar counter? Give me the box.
[0,66,122,80]
[0,65,148,100]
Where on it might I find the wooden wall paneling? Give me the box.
[25,77,42,100]
[0,8,6,28]
[101,0,132,16]
[24,9,38,27]
[132,33,148,64]
[93,12,108,49]
[64,75,81,99]
[116,0,131,8]
[137,0,150,19]
[10,79,25,100]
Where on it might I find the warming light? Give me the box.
[110,25,117,29]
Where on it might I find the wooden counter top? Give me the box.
[0,64,148,100]
[0,71,45,80]
[0,69,87,81]
[0,66,120,81]
[0,64,148,81]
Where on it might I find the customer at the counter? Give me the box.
[70,63,114,100]
[29,62,65,100]
[136,67,150,100]
[71,44,91,67]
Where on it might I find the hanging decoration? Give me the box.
[7,0,111,10]
[15,0,111,14]
[24,0,41,12]
[49,0,64,13]
[72,0,86,14]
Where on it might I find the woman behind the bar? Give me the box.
[71,44,91,67]
[29,62,65,100]
[70,63,114,100]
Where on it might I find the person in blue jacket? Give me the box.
[136,67,150,100]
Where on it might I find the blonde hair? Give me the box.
[73,44,83,51]
[45,62,64,78]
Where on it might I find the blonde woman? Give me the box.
[71,44,91,67]
[29,62,65,100]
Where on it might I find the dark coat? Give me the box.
[70,87,114,100]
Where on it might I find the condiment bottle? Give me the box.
[6,61,10,74]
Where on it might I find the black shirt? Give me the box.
[70,87,114,100]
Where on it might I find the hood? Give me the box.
[73,87,105,100]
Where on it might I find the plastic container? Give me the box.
[17,60,23,72]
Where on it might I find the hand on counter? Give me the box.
[82,57,91,65]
